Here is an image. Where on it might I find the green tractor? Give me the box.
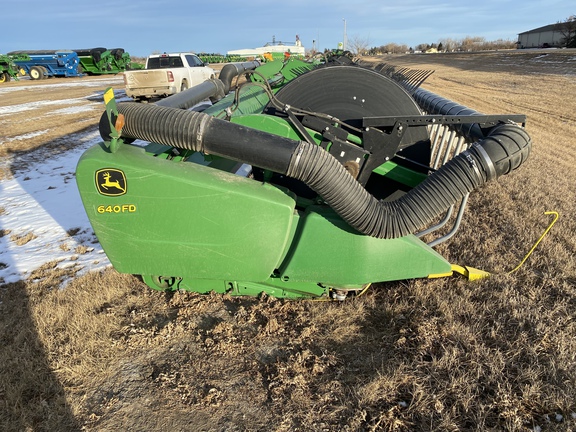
[0,53,27,83]
[76,56,531,300]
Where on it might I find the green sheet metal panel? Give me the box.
[279,206,452,286]
[202,84,272,117]
[76,142,297,282]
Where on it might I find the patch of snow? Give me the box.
[3,130,50,143]
[0,97,86,116]
[49,105,98,115]
[0,77,124,96]
[0,130,111,285]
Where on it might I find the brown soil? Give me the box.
[1,50,576,431]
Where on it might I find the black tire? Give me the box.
[0,72,10,83]
[40,66,49,79]
[29,66,44,80]
[110,48,124,60]
[90,48,105,63]
[180,80,188,92]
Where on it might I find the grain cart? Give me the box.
[9,50,83,79]
[76,57,531,300]
[0,54,26,83]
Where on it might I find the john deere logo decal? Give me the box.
[96,169,127,196]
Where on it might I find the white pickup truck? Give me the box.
[123,53,216,101]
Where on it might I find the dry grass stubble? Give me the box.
[1,51,576,431]
[0,76,125,179]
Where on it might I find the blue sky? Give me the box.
[3,0,574,57]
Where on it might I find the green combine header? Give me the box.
[76,55,531,300]
[74,48,142,74]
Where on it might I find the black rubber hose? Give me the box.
[155,78,226,109]
[413,88,486,140]
[218,61,260,93]
[411,87,531,178]
[286,124,530,238]
[155,61,260,110]
[109,102,531,239]
[115,102,298,174]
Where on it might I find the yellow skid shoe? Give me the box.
[428,264,491,281]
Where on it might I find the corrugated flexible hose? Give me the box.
[109,101,531,239]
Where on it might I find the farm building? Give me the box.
[227,36,305,59]
[517,24,565,48]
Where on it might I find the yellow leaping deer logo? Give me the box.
[96,169,127,196]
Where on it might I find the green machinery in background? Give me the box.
[0,53,27,82]
[4,48,142,79]
[76,55,531,300]
[198,53,249,64]
[74,48,143,74]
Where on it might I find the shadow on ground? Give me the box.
[0,281,81,431]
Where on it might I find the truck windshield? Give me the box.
[147,56,183,69]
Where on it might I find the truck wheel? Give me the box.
[0,72,10,83]
[29,66,44,80]
[40,66,49,79]
[180,80,188,92]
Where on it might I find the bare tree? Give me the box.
[460,36,486,51]
[485,39,517,50]
[347,34,371,56]
[556,15,576,47]
[365,35,517,56]
[438,38,457,52]
[379,43,409,54]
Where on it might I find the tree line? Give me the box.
[368,37,517,55]
[347,14,576,56]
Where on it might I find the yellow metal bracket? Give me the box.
[103,87,125,153]
[427,265,491,281]
[450,264,491,280]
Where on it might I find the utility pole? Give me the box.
[342,18,347,51]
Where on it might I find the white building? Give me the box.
[227,36,305,58]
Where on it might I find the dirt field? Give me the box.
[1,50,576,431]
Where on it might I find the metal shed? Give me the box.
[517,24,565,48]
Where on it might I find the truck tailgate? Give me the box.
[125,70,170,88]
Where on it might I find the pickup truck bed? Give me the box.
[124,53,216,101]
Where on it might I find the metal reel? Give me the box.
[268,64,430,150]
